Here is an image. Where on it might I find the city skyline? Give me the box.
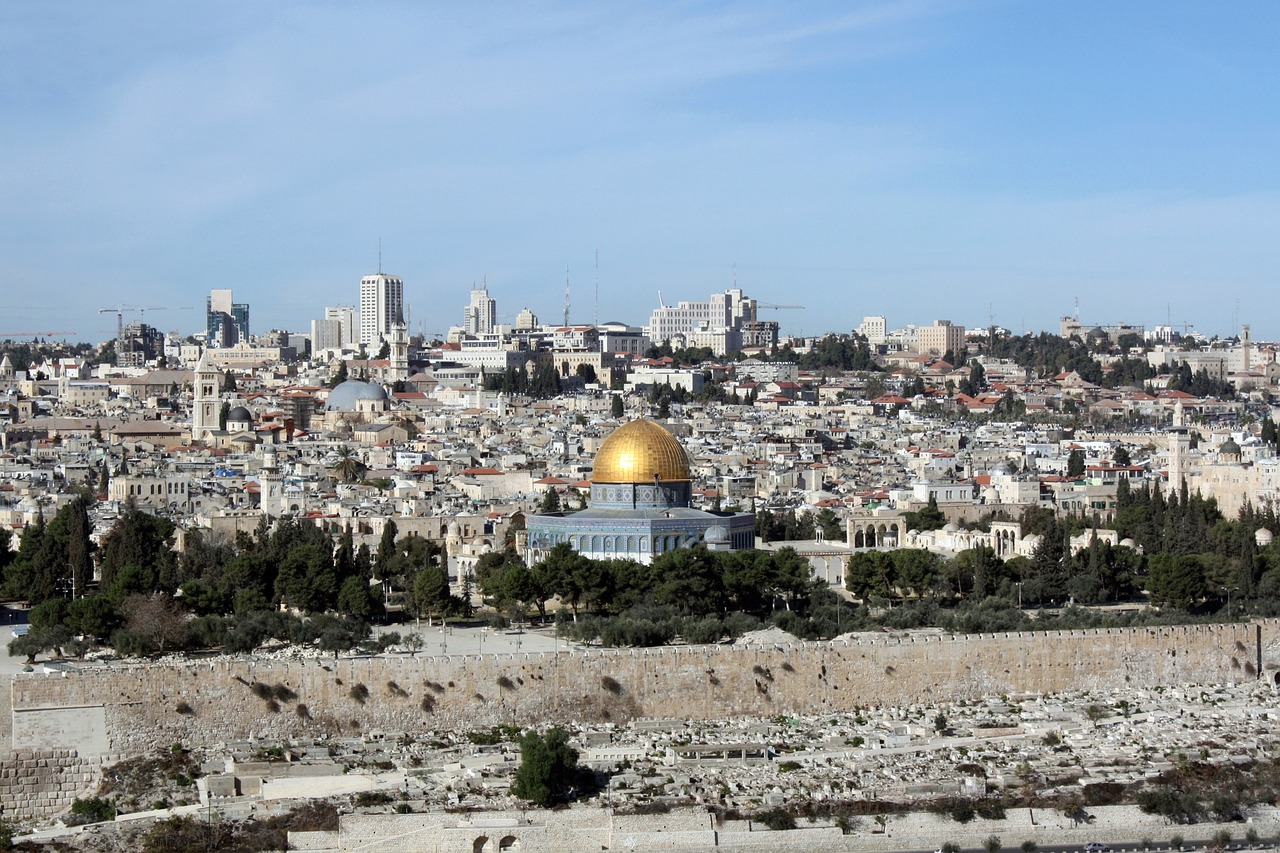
[3,1,1278,341]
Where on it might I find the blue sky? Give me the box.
[3,1,1278,344]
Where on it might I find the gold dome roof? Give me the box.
[592,419,691,483]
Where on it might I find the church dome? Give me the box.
[1220,438,1241,457]
[326,380,388,411]
[592,419,691,483]
[227,405,252,423]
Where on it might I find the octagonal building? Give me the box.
[525,419,755,565]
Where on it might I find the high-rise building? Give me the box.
[646,288,757,355]
[312,306,358,353]
[464,286,497,336]
[359,274,404,347]
[118,321,164,368]
[917,319,965,358]
[207,289,249,347]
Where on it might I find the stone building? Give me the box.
[525,418,754,564]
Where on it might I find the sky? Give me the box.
[2,1,1278,345]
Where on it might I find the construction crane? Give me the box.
[755,303,805,311]
[98,305,191,364]
[0,331,76,338]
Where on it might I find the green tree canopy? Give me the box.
[512,727,579,806]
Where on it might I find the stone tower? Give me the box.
[389,319,409,382]
[191,350,221,441]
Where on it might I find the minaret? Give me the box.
[191,350,221,441]
[1169,428,1190,492]
[260,445,283,517]
[389,317,409,382]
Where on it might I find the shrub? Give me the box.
[354,791,393,807]
[755,808,796,831]
[69,797,115,824]
[601,676,623,695]
[349,684,370,705]
[975,800,1006,820]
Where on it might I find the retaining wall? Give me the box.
[8,621,1273,759]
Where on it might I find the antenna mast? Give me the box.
[563,266,571,327]
[594,249,599,328]
[378,237,382,274]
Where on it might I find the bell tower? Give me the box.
[191,350,221,441]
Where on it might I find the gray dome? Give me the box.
[1220,438,1241,456]
[327,380,388,411]
[705,524,730,545]
[227,405,252,423]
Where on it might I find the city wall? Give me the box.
[9,620,1273,759]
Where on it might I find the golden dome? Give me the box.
[592,419,691,483]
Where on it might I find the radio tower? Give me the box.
[563,266,571,327]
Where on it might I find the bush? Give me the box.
[755,808,796,831]
[110,628,157,658]
[354,791,393,806]
[68,797,115,825]
[975,800,1006,820]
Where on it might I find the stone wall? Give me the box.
[8,621,1273,758]
[291,805,1280,853]
[0,748,97,822]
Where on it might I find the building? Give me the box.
[206,289,249,347]
[917,320,965,358]
[464,286,497,336]
[646,288,757,355]
[116,321,164,368]
[859,315,887,345]
[313,306,358,352]
[359,273,404,348]
[525,418,754,565]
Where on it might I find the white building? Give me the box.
[359,273,404,348]
[464,287,497,336]
[858,315,887,345]
[646,288,757,354]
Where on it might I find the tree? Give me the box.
[337,576,377,621]
[98,507,177,596]
[333,445,364,483]
[412,565,451,624]
[539,486,562,514]
[1113,445,1132,466]
[610,394,624,418]
[119,593,189,654]
[373,520,398,580]
[328,360,349,388]
[512,727,579,806]
[1067,449,1086,478]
